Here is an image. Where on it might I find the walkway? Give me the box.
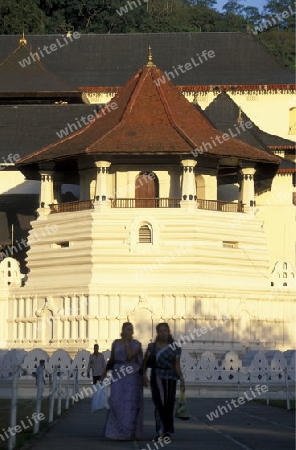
[24,397,295,450]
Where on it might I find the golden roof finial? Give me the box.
[147,45,155,67]
[19,30,27,46]
[237,106,243,123]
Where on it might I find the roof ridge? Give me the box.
[0,43,23,69]
[153,69,198,151]
[0,40,79,93]
[121,67,148,119]
[86,71,144,152]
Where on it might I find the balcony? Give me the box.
[49,198,244,213]
[197,199,244,213]
[111,198,181,208]
[50,200,94,213]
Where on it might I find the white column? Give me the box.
[87,295,98,341]
[64,296,71,340]
[71,296,78,340]
[38,170,55,216]
[23,297,28,340]
[54,316,61,343]
[0,293,8,347]
[239,166,256,213]
[33,295,39,342]
[29,297,34,340]
[77,295,85,341]
[180,159,197,208]
[18,297,25,341]
[94,161,111,207]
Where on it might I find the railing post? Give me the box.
[248,371,252,391]
[237,367,240,398]
[71,368,78,406]
[8,367,19,450]
[265,372,270,405]
[57,371,63,416]
[285,368,291,410]
[65,370,71,410]
[75,368,79,395]
[33,370,44,434]
[49,366,58,423]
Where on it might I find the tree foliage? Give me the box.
[0,0,294,69]
[0,0,45,34]
[222,0,244,16]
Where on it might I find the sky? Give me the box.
[215,0,266,13]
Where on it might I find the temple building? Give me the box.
[0,33,295,354]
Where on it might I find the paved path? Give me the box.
[24,397,295,450]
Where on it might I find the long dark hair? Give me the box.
[155,322,174,344]
[120,322,133,338]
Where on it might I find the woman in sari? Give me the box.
[143,323,185,441]
[103,322,143,440]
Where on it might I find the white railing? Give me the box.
[0,348,294,449]
[0,364,79,450]
[0,348,294,390]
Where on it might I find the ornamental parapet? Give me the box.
[49,198,244,213]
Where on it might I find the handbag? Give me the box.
[175,391,190,420]
[91,383,110,412]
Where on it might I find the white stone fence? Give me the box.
[1,364,79,450]
[0,348,295,399]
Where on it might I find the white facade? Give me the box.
[0,52,295,357]
[1,160,295,356]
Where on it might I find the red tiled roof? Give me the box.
[18,63,280,166]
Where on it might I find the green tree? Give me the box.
[222,0,244,15]
[0,0,45,34]
[262,0,295,30]
[186,0,217,7]
[252,0,295,69]
[242,6,261,23]
[263,0,294,14]
[188,4,225,32]
[0,0,293,68]
[258,29,295,70]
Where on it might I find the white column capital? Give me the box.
[39,170,54,176]
[240,166,256,178]
[94,160,111,169]
[180,159,198,169]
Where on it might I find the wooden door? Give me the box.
[135,172,158,207]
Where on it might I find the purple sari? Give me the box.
[104,339,143,440]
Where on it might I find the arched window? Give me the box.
[139,224,152,243]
